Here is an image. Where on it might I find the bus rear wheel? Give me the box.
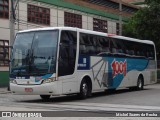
[40,95,50,100]
[137,76,144,90]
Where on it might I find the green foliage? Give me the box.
[145,0,160,5]
[123,0,160,54]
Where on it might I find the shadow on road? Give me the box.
[19,88,150,104]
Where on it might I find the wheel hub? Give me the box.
[83,83,88,96]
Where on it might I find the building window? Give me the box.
[27,4,50,25]
[0,40,9,66]
[0,0,9,19]
[64,12,82,28]
[93,18,108,33]
[116,23,120,35]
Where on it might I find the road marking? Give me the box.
[1,101,160,111]
[59,102,160,111]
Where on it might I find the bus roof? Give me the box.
[18,27,154,45]
[110,35,154,45]
[18,27,77,33]
[18,27,108,37]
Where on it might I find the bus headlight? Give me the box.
[10,78,17,84]
[42,77,56,84]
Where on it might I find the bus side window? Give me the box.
[103,37,110,52]
[80,45,86,54]
[80,33,97,55]
[99,37,109,53]
[88,35,96,55]
[148,45,155,59]
[96,36,103,54]
[110,39,118,54]
[80,33,89,55]
[130,50,135,55]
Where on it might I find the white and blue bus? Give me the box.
[9,27,157,99]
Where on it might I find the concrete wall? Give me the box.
[0,18,10,87]
[108,21,117,34]
[0,0,121,39]
[0,71,9,87]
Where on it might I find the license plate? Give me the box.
[25,88,33,92]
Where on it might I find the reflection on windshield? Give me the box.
[12,32,34,68]
[11,30,58,76]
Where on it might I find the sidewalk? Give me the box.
[0,87,11,94]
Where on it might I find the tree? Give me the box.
[123,0,160,54]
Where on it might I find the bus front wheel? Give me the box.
[40,95,50,100]
[79,79,91,99]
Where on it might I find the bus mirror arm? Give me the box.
[9,46,13,49]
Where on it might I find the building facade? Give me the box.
[0,0,138,87]
[122,0,145,7]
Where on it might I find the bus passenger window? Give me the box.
[126,50,129,55]
[150,52,153,58]
[80,33,98,55]
[118,49,123,53]
[102,47,110,53]
[137,51,140,56]
[112,48,117,53]
[88,46,94,54]
[96,37,103,54]
[80,33,90,55]
[89,35,96,55]
[130,50,134,55]
[140,51,145,57]
[80,45,87,54]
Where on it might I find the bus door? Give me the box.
[58,30,78,94]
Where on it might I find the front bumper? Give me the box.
[10,82,59,95]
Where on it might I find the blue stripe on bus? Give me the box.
[78,55,149,89]
[104,57,149,89]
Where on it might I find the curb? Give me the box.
[0,87,11,94]
[0,91,11,94]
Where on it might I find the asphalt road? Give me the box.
[0,83,160,119]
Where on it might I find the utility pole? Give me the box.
[8,0,19,91]
[119,0,122,36]
[10,0,19,46]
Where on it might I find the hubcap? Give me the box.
[82,83,88,96]
[138,79,142,88]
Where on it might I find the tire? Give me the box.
[137,76,144,90]
[79,79,91,99]
[40,95,50,100]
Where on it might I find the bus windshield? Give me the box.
[10,30,59,76]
